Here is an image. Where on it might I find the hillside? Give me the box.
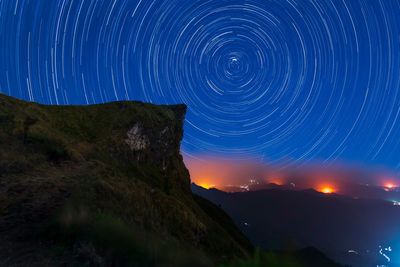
[192,183,400,267]
[0,93,252,266]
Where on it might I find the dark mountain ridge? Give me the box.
[0,93,251,266]
[192,183,400,267]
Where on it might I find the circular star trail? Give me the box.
[1,0,400,171]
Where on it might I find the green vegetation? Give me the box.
[0,93,340,266]
[0,93,250,266]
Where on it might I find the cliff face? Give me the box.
[0,94,251,266]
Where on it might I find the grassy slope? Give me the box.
[0,93,252,266]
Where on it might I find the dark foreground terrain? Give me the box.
[192,183,400,267]
[0,93,340,266]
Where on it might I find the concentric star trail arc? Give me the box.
[1,0,400,172]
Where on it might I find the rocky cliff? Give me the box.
[0,93,251,266]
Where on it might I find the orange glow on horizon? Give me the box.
[266,177,284,186]
[185,156,265,190]
[185,155,398,196]
[197,182,215,189]
[321,187,334,194]
[316,183,336,194]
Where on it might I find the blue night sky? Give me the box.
[1,0,400,173]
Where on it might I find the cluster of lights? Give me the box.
[348,245,395,267]
[379,246,392,264]
[239,179,261,192]
[383,183,399,192]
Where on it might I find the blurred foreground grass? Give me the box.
[44,204,324,267]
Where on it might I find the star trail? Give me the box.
[1,0,400,173]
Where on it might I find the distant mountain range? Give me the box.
[218,180,400,203]
[192,183,400,267]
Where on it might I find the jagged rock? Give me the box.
[0,93,252,267]
[125,123,150,151]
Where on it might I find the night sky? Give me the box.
[1,0,400,174]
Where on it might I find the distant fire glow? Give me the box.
[198,181,215,189]
[267,178,284,186]
[320,186,335,194]
[185,156,400,199]
[385,183,397,190]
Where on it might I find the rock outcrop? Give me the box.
[0,93,251,266]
